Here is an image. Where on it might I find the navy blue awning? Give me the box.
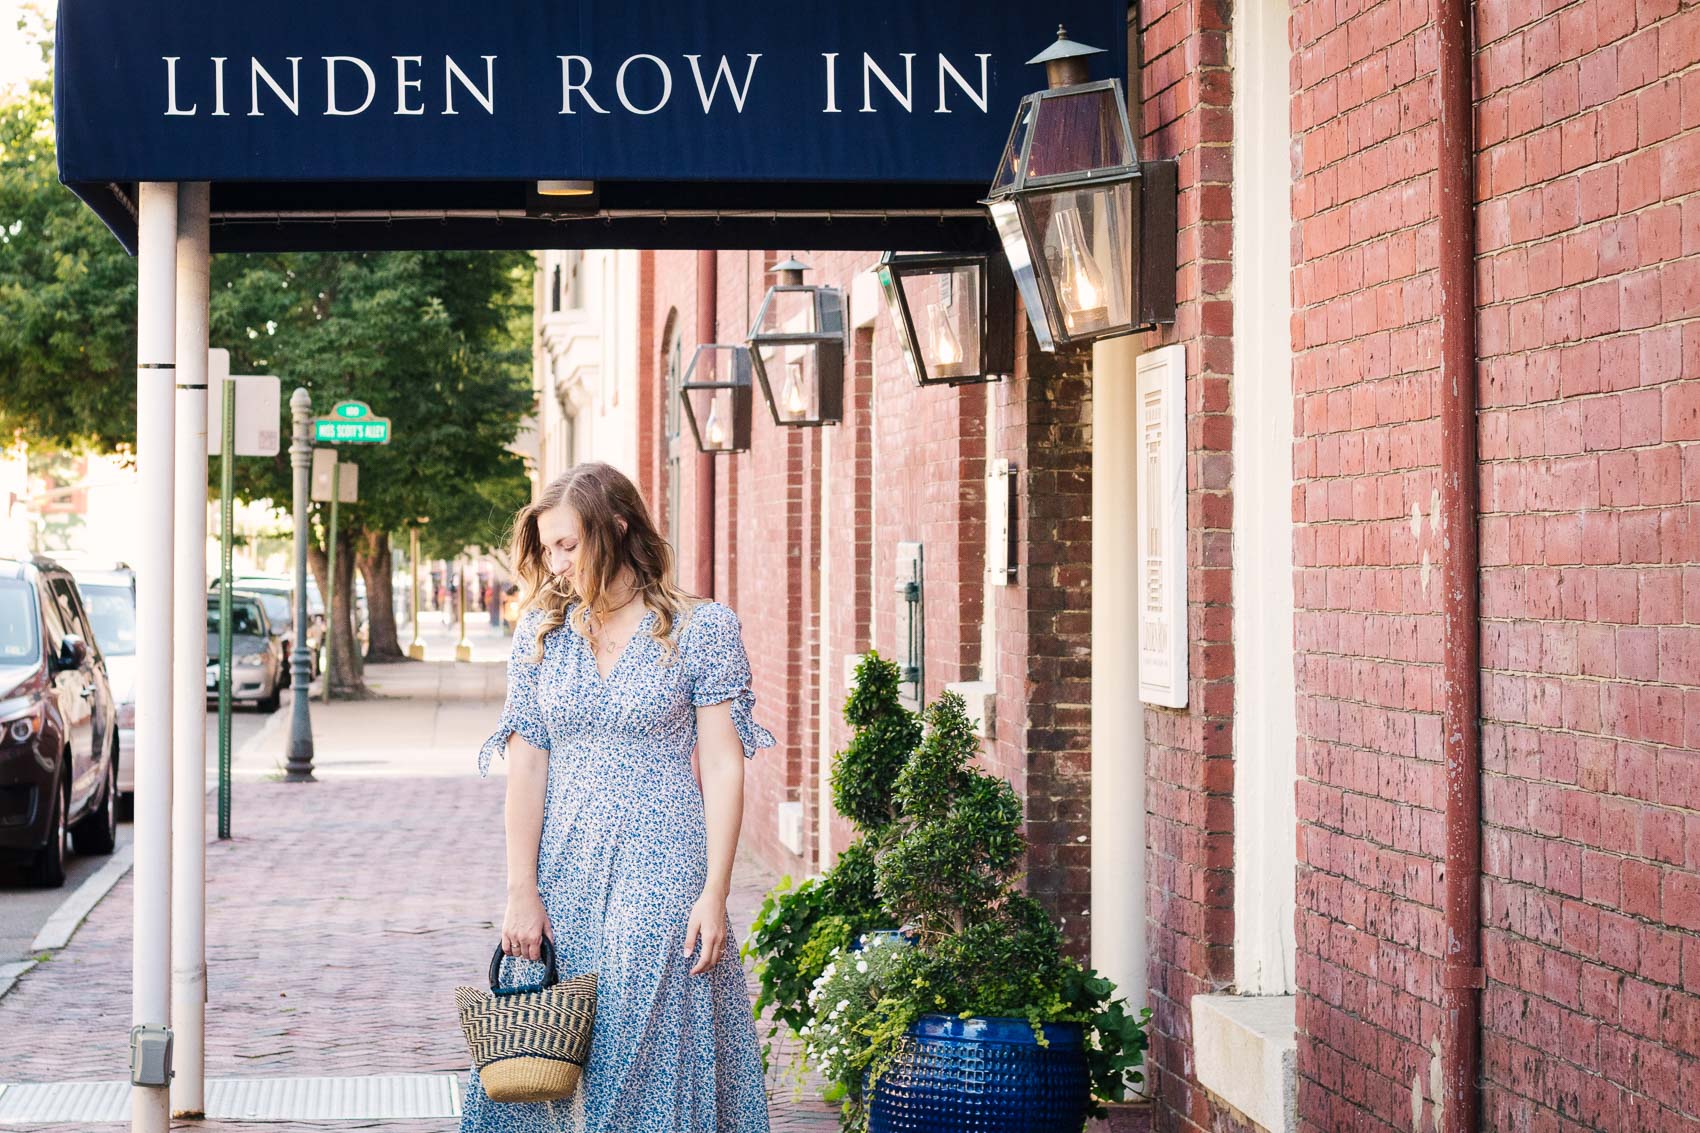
[54,0,1126,253]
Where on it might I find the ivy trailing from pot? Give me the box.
[743,652,921,1074]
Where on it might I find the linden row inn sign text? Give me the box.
[159,53,1004,119]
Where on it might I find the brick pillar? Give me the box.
[994,325,1096,958]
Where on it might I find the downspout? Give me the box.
[1434,0,1481,1125]
[694,250,718,598]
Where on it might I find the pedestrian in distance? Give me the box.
[462,460,775,1132]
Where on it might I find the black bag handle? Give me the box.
[489,935,559,993]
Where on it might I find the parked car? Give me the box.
[67,564,137,815]
[0,555,120,887]
[205,594,283,711]
[209,574,325,679]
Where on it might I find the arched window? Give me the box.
[549,264,562,313]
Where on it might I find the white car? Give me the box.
[68,565,137,812]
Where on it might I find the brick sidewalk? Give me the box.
[0,773,838,1131]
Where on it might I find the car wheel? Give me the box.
[117,791,134,823]
[27,770,69,888]
[72,748,118,856]
[259,676,282,713]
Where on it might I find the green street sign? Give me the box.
[313,399,391,444]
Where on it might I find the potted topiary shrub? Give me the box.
[820,691,1147,1133]
[743,652,921,1080]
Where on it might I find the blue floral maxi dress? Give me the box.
[461,600,776,1133]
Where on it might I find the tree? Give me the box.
[1,57,536,694]
[211,249,534,688]
[0,76,139,451]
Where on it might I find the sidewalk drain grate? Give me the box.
[0,1074,463,1123]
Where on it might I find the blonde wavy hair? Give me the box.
[507,462,699,663]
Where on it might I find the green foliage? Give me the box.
[802,690,1150,1130]
[877,696,1025,939]
[0,78,141,450]
[746,654,920,1072]
[211,248,535,556]
[831,652,920,831]
[798,934,910,1103]
[0,64,534,559]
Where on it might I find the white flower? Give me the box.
[856,959,869,973]
[836,999,849,1012]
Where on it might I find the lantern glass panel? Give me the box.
[1025,86,1131,180]
[685,387,738,451]
[754,287,819,340]
[906,264,983,382]
[770,345,820,423]
[1027,182,1135,341]
[990,97,1036,194]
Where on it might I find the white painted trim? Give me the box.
[818,424,836,869]
[942,679,996,740]
[1091,335,1149,1093]
[1231,0,1299,997]
[1135,344,1187,708]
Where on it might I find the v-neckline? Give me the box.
[583,606,655,685]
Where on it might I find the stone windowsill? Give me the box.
[1191,993,1297,1133]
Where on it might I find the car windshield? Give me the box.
[0,579,39,663]
[208,599,265,638]
[248,592,291,631]
[79,584,137,656]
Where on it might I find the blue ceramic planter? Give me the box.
[867,1014,1091,1133]
[849,928,916,951]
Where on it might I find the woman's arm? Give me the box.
[501,731,553,961]
[683,700,745,975]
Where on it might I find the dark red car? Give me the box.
[0,555,120,887]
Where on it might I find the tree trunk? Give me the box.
[309,520,366,698]
[359,529,406,661]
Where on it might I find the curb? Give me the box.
[244,696,294,764]
[3,701,288,1002]
[0,960,36,1000]
[29,842,135,952]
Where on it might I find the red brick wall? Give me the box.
[1285,0,1700,1123]
[1473,0,1700,1125]
[1286,0,1454,1117]
[990,328,1097,957]
[639,248,1097,923]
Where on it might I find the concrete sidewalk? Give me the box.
[0,621,837,1131]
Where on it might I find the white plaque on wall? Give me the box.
[1136,343,1188,707]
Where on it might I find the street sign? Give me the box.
[310,450,358,502]
[313,400,391,444]
[310,448,337,502]
[206,350,281,456]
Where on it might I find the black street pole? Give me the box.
[285,388,315,781]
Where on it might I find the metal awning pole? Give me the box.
[169,182,210,1119]
[131,181,177,1133]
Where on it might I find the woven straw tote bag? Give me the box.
[456,937,599,1103]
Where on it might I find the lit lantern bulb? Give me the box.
[930,304,963,368]
[704,396,727,449]
[782,368,808,419]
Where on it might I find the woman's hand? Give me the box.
[683,886,729,975]
[502,887,553,961]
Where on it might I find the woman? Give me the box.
[462,462,774,1132]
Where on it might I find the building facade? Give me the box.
[521,1,1700,1130]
